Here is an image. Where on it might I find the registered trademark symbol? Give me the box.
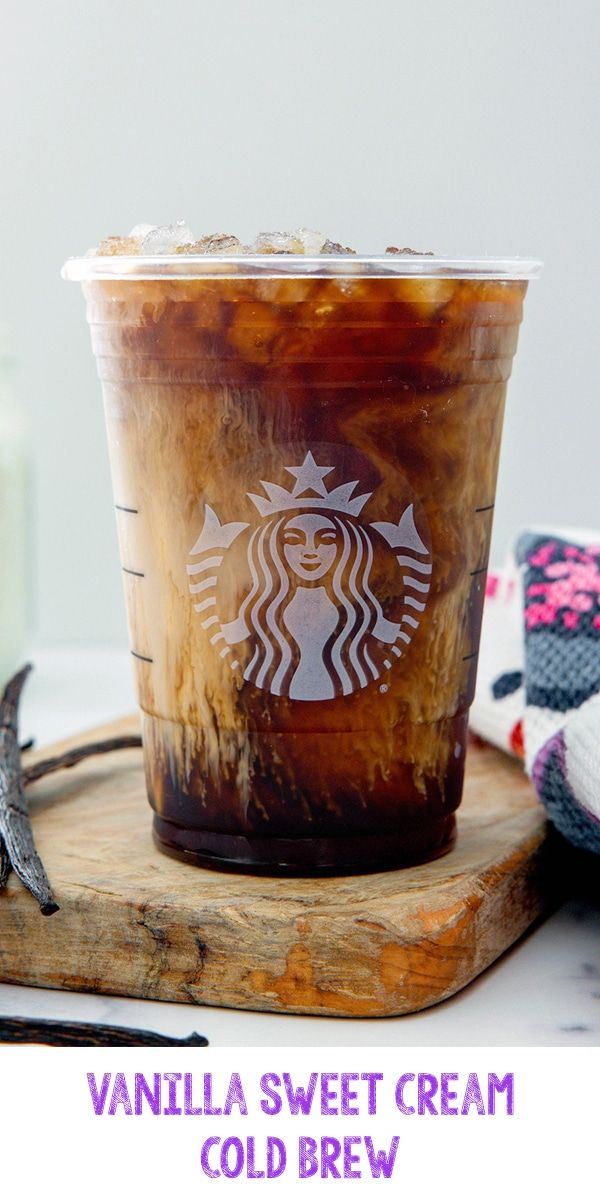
[379,683,389,694]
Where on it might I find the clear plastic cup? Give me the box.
[63,253,540,874]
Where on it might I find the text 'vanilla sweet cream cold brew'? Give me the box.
[63,227,540,873]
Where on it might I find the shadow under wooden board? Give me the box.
[0,717,558,1018]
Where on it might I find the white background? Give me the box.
[1,0,599,643]
[0,1047,595,1197]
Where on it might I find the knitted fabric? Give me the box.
[470,532,600,854]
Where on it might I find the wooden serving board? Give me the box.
[0,719,557,1018]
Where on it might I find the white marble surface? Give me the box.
[2,645,599,1047]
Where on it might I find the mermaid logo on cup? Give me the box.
[187,450,431,701]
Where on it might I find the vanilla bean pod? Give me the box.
[0,834,10,888]
[1,664,143,915]
[22,734,142,785]
[0,1016,207,1047]
[0,665,58,915]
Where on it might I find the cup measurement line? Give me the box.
[475,503,495,513]
[115,504,139,514]
[461,558,488,668]
[131,650,154,664]
[122,566,145,578]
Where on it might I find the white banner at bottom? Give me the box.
[0,1045,595,1196]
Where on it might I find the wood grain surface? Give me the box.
[0,718,557,1018]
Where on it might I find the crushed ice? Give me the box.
[140,222,195,254]
[94,223,432,257]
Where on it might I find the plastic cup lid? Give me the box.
[62,254,542,282]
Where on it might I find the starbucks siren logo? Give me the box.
[187,451,431,701]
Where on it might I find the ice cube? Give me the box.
[185,233,247,255]
[96,235,142,257]
[140,221,196,254]
[385,246,434,256]
[295,228,326,255]
[253,231,303,255]
[321,239,357,255]
[253,229,327,255]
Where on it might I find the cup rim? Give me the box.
[62,254,543,282]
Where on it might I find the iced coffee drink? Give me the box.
[63,227,539,873]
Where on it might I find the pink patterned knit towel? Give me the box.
[470,531,600,853]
